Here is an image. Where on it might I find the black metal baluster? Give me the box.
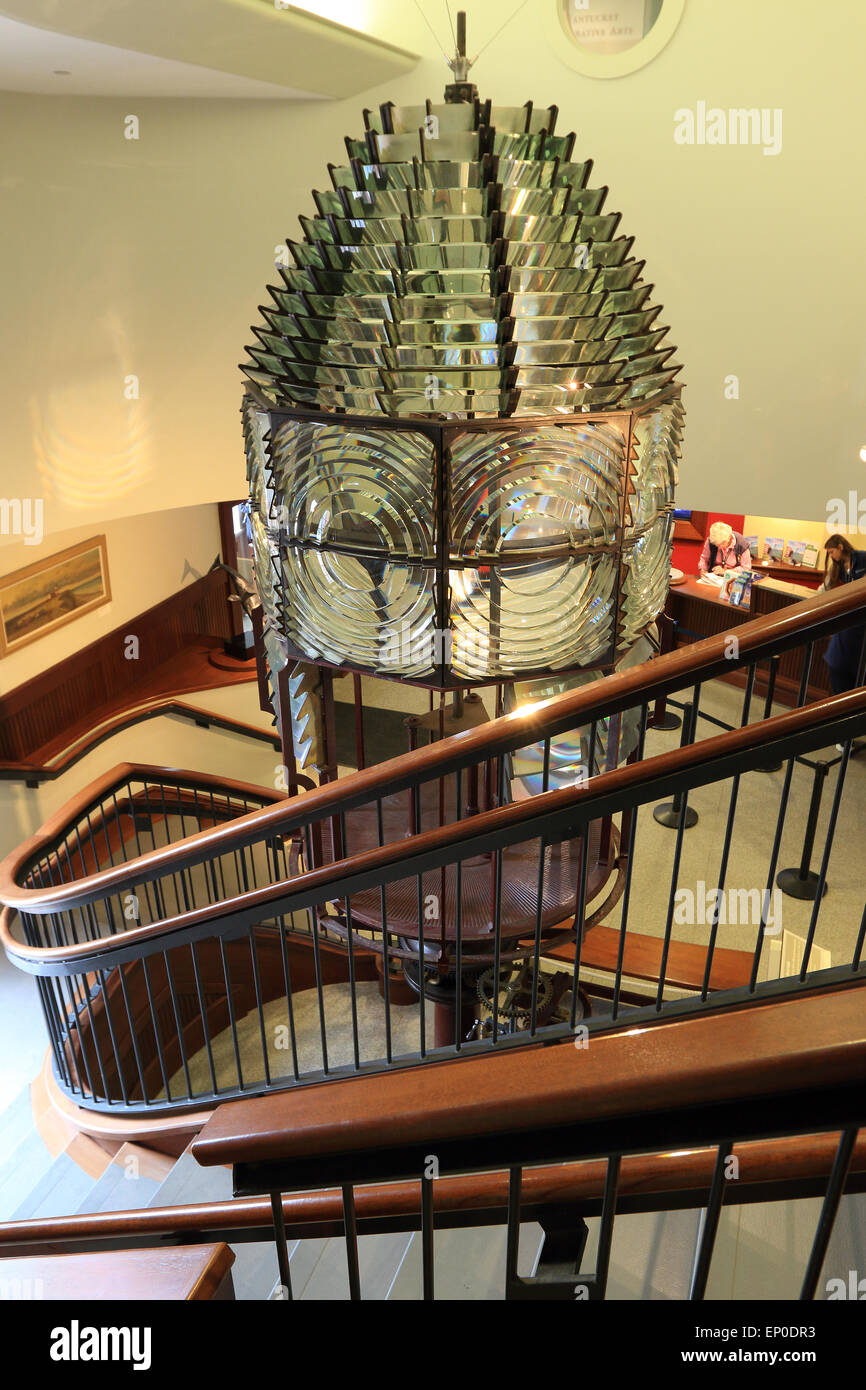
[339,810,361,1071]
[116,964,149,1105]
[302,824,329,1075]
[454,851,464,1050]
[490,845,504,1045]
[701,668,756,1001]
[421,1168,435,1301]
[375,798,392,1065]
[452,768,463,1050]
[342,1183,361,1301]
[94,968,130,1106]
[108,791,130,871]
[594,1154,620,1300]
[505,1165,522,1297]
[569,830,589,1030]
[271,1191,293,1301]
[248,928,271,1088]
[125,781,157,926]
[174,781,200,910]
[163,950,193,1100]
[76,967,112,1104]
[689,1141,731,1299]
[800,1127,858,1300]
[156,782,184,914]
[140,957,171,1102]
[50,975,82,1094]
[219,938,245,1091]
[35,978,71,1090]
[656,693,701,1008]
[416,873,426,1059]
[209,792,230,904]
[87,807,115,873]
[275,908,301,1082]
[798,744,852,977]
[852,901,866,972]
[587,718,598,779]
[60,974,96,1100]
[749,746,800,990]
[611,703,649,1020]
[529,839,546,1036]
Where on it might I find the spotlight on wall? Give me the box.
[859,445,866,462]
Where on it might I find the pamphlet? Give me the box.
[785,540,806,566]
[727,570,754,607]
[745,534,760,559]
[765,537,784,562]
[802,541,819,568]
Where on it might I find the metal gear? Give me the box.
[476,963,554,1024]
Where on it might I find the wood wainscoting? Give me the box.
[0,570,248,765]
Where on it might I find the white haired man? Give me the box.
[698,521,752,577]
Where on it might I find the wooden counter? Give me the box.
[665,574,831,703]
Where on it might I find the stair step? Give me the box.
[0,1127,61,1222]
[10,1147,98,1223]
[75,1146,166,1216]
[296,1231,414,1301]
[584,1208,702,1299]
[387,1222,545,1300]
[148,1152,279,1301]
[0,1088,35,1170]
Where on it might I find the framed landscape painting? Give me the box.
[0,536,111,657]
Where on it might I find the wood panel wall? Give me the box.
[0,570,234,762]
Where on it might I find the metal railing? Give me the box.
[0,981,863,1302]
[0,580,865,1115]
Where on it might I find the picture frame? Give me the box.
[0,535,111,658]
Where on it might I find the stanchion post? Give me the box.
[653,700,699,829]
[777,760,830,900]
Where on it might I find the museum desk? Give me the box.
[665,573,831,703]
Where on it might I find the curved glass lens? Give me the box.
[269,418,436,559]
[449,423,625,561]
[450,551,616,678]
[242,96,680,419]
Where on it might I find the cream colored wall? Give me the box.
[1,1,865,533]
[0,679,276,861]
[0,503,222,694]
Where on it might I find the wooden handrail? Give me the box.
[8,762,288,846]
[1,578,864,923]
[191,982,866,1178]
[0,699,281,784]
[3,684,865,972]
[1,1129,863,1259]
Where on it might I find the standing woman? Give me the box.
[819,534,866,695]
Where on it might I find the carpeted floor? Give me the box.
[165,980,436,1099]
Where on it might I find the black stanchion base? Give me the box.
[754,762,784,773]
[652,710,682,731]
[653,802,698,829]
[777,867,828,901]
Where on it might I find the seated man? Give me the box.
[698,521,752,576]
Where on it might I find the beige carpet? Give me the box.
[164,980,436,1099]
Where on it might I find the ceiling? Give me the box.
[0,1,419,98]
